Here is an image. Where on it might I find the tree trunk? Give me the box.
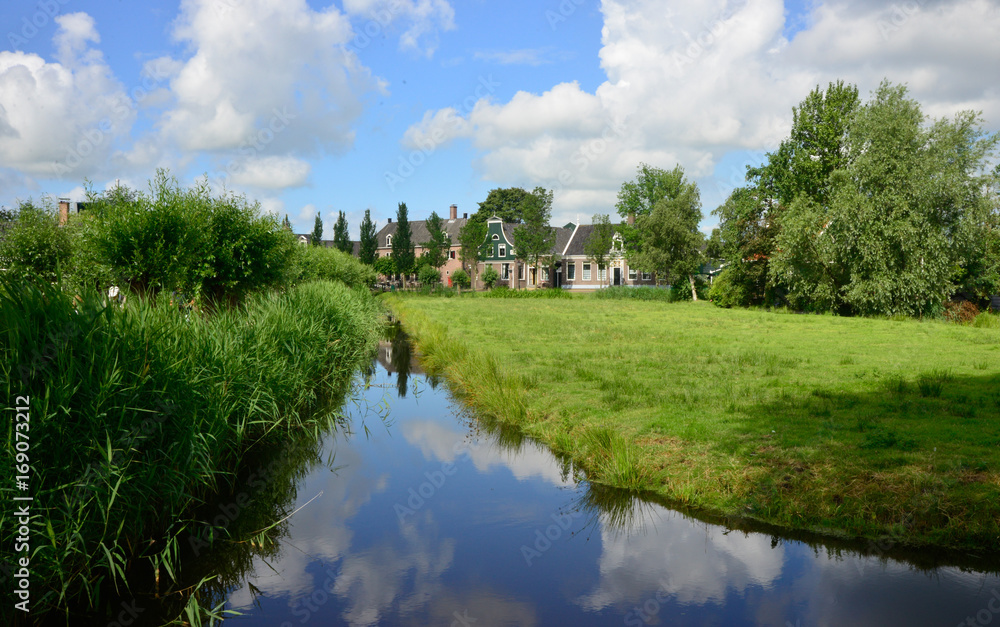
[688,274,698,301]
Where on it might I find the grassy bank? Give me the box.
[1,278,382,621]
[387,296,1000,551]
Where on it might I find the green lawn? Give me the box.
[388,295,1000,551]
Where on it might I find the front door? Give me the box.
[613,267,622,286]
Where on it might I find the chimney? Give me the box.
[450,204,458,220]
[388,217,392,223]
[627,212,635,226]
[58,198,70,225]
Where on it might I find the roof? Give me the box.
[376,217,468,247]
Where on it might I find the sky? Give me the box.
[1,0,999,239]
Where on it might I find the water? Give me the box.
[216,334,1000,626]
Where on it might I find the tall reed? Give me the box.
[0,277,381,620]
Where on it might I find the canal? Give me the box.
[213,330,1000,626]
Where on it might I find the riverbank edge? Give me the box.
[386,296,1000,555]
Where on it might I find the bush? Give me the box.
[450,269,471,289]
[943,300,980,324]
[0,201,72,284]
[481,266,499,289]
[291,245,376,290]
[709,268,749,308]
[373,256,396,278]
[84,171,297,303]
[418,264,442,286]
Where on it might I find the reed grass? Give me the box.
[1,277,381,620]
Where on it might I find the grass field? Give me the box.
[387,295,1000,551]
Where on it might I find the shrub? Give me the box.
[481,266,499,289]
[481,286,571,299]
[709,268,749,308]
[373,256,396,278]
[943,300,979,324]
[450,269,471,289]
[418,264,442,286]
[291,245,376,290]
[0,201,72,284]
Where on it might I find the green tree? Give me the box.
[770,81,999,316]
[457,219,487,289]
[391,202,416,278]
[472,187,532,225]
[513,187,555,287]
[418,264,441,286]
[282,214,292,231]
[450,268,471,290]
[616,164,693,259]
[421,210,450,270]
[373,255,395,278]
[710,187,778,306]
[481,265,499,289]
[0,200,72,284]
[359,209,378,265]
[583,213,615,288]
[310,212,324,246]
[333,210,352,254]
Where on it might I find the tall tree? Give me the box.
[310,212,323,246]
[583,213,615,287]
[473,187,531,225]
[458,219,487,289]
[513,187,555,287]
[333,210,351,253]
[770,81,999,316]
[421,210,450,270]
[616,164,692,260]
[391,202,416,277]
[359,209,378,265]
[711,187,779,306]
[281,214,292,231]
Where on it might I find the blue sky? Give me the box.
[2,0,998,239]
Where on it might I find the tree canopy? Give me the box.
[582,213,615,287]
[512,188,555,285]
[473,187,532,224]
[391,202,416,276]
[310,212,323,246]
[421,210,450,269]
[359,209,377,265]
[333,210,351,254]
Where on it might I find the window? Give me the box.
[492,234,500,240]
[542,269,549,282]
[518,264,524,280]
[386,235,392,247]
[628,268,637,281]
[449,250,456,259]
[499,244,506,258]
[566,262,575,281]
[642,271,651,281]
[583,263,591,281]
[501,263,510,280]
[598,265,607,281]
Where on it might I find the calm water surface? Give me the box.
[218,335,1000,626]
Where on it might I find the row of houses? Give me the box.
[368,204,659,290]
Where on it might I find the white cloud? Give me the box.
[473,47,571,66]
[0,13,135,180]
[230,156,311,189]
[342,0,455,57]
[402,0,1000,223]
